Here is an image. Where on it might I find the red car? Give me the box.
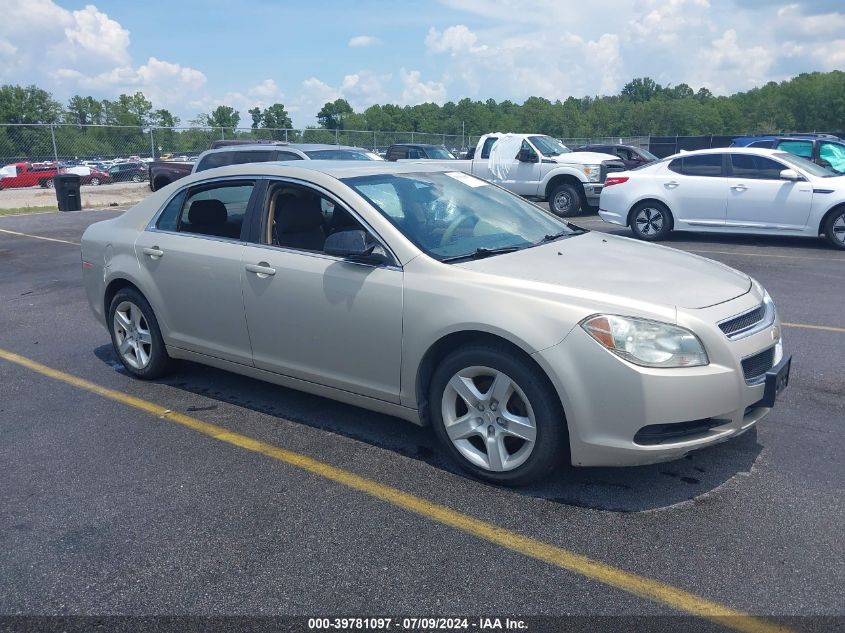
[0,162,60,189]
[81,168,112,186]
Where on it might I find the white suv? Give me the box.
[598,147,845,249]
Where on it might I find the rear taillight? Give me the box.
[604,176,629,187]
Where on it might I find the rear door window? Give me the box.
[480,137,498,159]
[672,154,724,177]
[157,181,255,239]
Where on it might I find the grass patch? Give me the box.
[0,205,57,217]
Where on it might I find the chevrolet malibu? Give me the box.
[81,162,791,485]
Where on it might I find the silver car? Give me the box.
[81,162,791,485]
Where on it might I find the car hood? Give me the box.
[456,232,751,310]
[550,152,620,164]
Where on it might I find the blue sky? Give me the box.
[2,0,844,127]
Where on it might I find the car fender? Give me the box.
[539,166,588,196]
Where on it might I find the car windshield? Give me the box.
[528,135,571,157]
[639,148,658,160]
[773,152,838,178]
[426,147,456,159]
[343,171,579,261]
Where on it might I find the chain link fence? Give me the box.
[0,123,483,164]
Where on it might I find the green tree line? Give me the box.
[1,71,843,161]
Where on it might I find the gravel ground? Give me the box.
[0,181,152,210]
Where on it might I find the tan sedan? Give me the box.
[81,162,790,485]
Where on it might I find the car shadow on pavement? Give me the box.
[95,345,764,513]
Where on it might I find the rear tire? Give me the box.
[108,287,174,379]
[89,177,101,186]
[429,343,568,486]
[629,201,672,241]
[548,183,583,217]
[132,174,142,183]
[824,208,845,250]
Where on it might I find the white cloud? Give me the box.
[400,68,447,105]
[425,25,487,55]
[348,35,380,47]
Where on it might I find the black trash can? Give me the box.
[54,173,82,212]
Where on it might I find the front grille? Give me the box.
[719,304,766,337]
[742,347,775,383]
[599,161,625,183]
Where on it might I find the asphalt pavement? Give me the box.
[0,209,842,632]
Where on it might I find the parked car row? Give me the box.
[0,159,150,190]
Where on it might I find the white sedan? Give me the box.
[598,147,845,249]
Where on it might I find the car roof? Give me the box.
[187,160,452,182]
[389,143,442,148]
[666,147,792,159]
[199,143,371,156]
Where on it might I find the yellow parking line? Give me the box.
[682,248,845,263]
[0,346,791,633]
[0,228,80,246]
[782,322,845,333]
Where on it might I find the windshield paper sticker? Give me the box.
[445,171,487,187]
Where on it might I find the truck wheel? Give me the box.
[629,201,672,241]
[41,178,54,188]
[549,183,583,217]
[824,208,845,250]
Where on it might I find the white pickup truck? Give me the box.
[420,133,625,216]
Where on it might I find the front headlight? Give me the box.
[581,315,709,368]
[580,164,602,182]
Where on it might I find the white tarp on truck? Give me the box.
[487,134,523,180]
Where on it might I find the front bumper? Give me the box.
[533,294,786,467]
[583,183,603,203]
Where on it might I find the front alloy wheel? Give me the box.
[430,344,568,485]
[442,366,537,472]
[825,210,845,250]
[90,177,101,186]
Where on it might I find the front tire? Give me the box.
[629,201,672,241]
[132,174,142,183]
[429,344,568,486]
[548,183,584,217]
[89,177,101,186]
[108,288,174,379]
[824,208,845,250]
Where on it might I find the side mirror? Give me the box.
[516,148,538,163]
[779,168,801,181]
[324,229,388,265]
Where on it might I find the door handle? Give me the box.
[664,181,679,188]
[245,263,276,277]
[731,184,748,191]
[142,246,164,259]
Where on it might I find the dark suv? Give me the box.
[574,144,657,170]
[385,144,455,161]
[108,162,147,183]
[730,134,845,174]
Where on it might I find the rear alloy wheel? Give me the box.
[430,345,568,485]
[108,288,174,379]
[132,174,142,183]
[89,177,101,186]
[43,178,54,188]
[630,201,672,241]
[824,209,845,250]
[549,183,583,217]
